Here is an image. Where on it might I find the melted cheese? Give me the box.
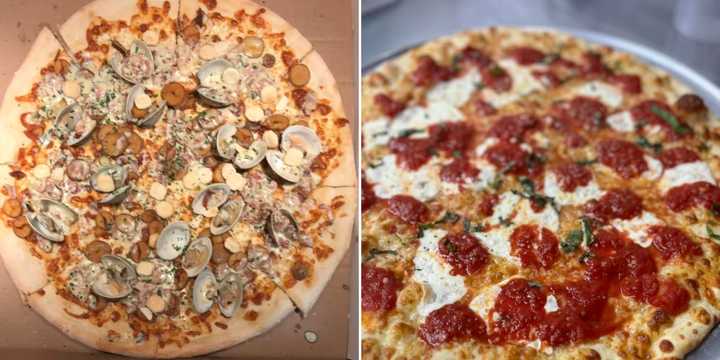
[388,102,463,139]
[606,111,635,132]
[426,69,481,108]
[544,294,559,313]
[543,172,604,206]
[574,81,623,108]
[362,117,390,151]
[413,229,467,317]
[612,211,664,247]
[659,161,716,193]
[469,283,501,322]
[474,137,499,157]
[473,226,516,263]
[365,155,442,201]
[642,155,664,181]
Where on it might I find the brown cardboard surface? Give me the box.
[0,0,358,358]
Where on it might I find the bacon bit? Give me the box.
[162,1,171,15]
[251,8,266,28]
[314,243,333,260]
[200,0,217,10]
[139,23,149,33]
[186,330,202,337]
[15,83,39,102]
[317,103,331,115]
[37,289,45,296]
[214,321,228,330]
[111,311,121,322]
[310,149,335,172]
[334,117,349,127]
[244,310,259,321]
[9,171,25,179]
[138,0,149,13]
[281,51,296,67]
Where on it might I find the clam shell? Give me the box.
[90,165,128,193]
[155,222,191,260]
[181,237,213,277]
[65,115,97,146]
[217,272,244,318]
[281,125,322,162]
[265,149,302,183]
[210,198,244,235]
[266,209,299,248]
[109,40,154,84]
[215,124,237,160]
[125,84,167,128]
[233,140,267,169]
[196,59,235,108]
[23,198,79,242]
[91,255,136,299]
[192,268,217,314]
[192,183,232,216]
[98,185,131,206]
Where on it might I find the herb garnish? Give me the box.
[489,65,504,77]
[581,217,594,247]
[512,177,559,213]
[365,248,399,261]
[706,224,720,244]
[561,229,583,253]
[398,128,424,138]
[650,105,690,134]
[575,158,598,166]
[463,218,484,233]
[635,136,662,153]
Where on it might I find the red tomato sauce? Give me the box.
[596,139,648,179]
[438,232,490,276]
[361,264,401,312]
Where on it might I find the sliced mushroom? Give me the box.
[109,40,155,84]
[266,209,300,248]
[125,84,167,128]
[91,255,136,299]
[192,268,218,314]
[217,272,244,318]
[210,198,244,235]
[181,237,213,277]
[23,198,79,242]
[155,222,191,260]
[233,140,267,169]
[192,184,232,217]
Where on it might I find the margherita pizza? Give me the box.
[361,27,720,359]
[0,0,355,358]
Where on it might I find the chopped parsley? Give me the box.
[650,104,690,134]
[443,239,458,253]
[512,177,558,213]
[635,136,662,153]
[489,65,505,77]
[498,216,514,227]
[575,158,597,166]
[706,224,720,244]
[579,251,594,264]
[436,211,461,224]
[452,150,462,158]
[397,128,424,138]
[464,218,484,233]
[365,248,398,261]
[561,229,583,253]
[581,217,594,247]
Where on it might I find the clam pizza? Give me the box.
[362,27,720,359]
[0,0,354,357]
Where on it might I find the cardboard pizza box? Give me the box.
[0,0,358,358]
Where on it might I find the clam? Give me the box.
[155,222,191,260]
[266,209,300,248]
[217,272,244,318]
[192,268,218,314]
[281,125,322,162]
[125,84,167,128]
[196,109,225,130]
[233,140,267,169]
[265,150,302,183]
[196,59,235,107]
[53,103,83,139]
[109,40,155,84]
[215,124,237,160]
[98,185,131,206]
[65,114,97,146]
[90,165,128,193]
[23,198,78,242]
[210,198,244,235]
[181,237,213,277]
[91,255,136,299]
[192,184,232,216]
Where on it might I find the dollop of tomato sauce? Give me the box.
[481,65,513,92]
[554,162,592,192]
[488,114,540,143]
[648,225,702,260]
[361,264,401,312]
[649,279,691,316]
[458,46,493,69]
[389,122,475,171]
[510,225,560,270]
[565,132,587,148]
[608,74,642,94]
[665,181,720,212]
[440,158,479,184]
[630,100,690,139]
[506,46,545,65]
[657,147,700,169]
[412,55,455,87]
[589,227,627,256]
[418,303,487,347]
[490,279,546,343]
[596,139,648,179]
[477,193,500,217]
[389,137,433,170]
[552,96,608,132]
[585,189,643,222]
[386,195,429,224]
[473,99,497,116]
[580,51,611,77]
[373,93,406,117]
[484,141,543,177]
[439,233,490,276]
[362,177,378,212]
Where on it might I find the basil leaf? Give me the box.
[398,128,424,138]
[581,217,594,246]
[576,158,597,166]
[707,225,720,243]
[561,230,583,253]
[635,136,662,153]
[364,248,398,261]
[650,105,690,134]
[437,211,460,224]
